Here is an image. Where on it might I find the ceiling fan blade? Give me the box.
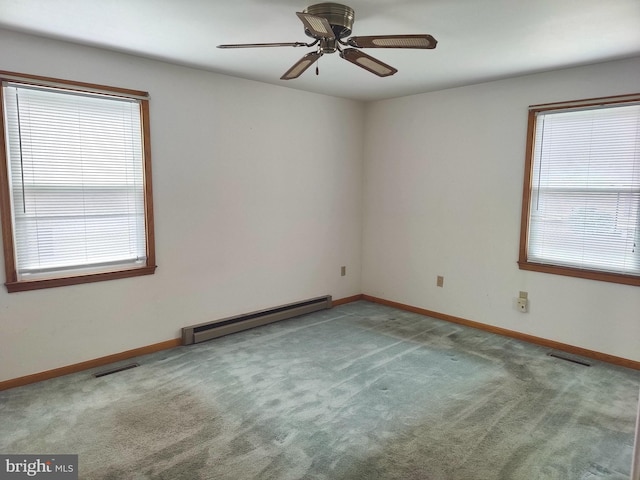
[340,49,397,77]
[296,12,336,40]
[347,34,437,49]
[281,52,323,80]
[218,42,310,49]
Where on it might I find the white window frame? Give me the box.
[0,71,156,292]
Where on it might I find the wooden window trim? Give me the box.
[518,94,640,287]
[0,71,156,292]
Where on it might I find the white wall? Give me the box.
[1,29,638,383]
[0,29,364,382]
[362,57,640,362]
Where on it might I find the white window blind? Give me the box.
[3,82,147,280]
[528,103,640,276]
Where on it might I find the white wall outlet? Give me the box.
[517,297,529,313]
[437,276,444,287]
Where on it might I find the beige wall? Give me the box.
[362,57,640,362]
[0,29,364,381]
[1,27,638,383]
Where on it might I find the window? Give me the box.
[0,71,156,292]
[519,94,640,286]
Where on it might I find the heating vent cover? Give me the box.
[182,295,332,345]
[548,351,591,367]
[93,363,139,378]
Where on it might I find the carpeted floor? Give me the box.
[1,300,638,479]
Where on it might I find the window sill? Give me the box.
[517,260,640,287]
[5,265,157,293]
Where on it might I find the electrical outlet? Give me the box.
[437,276,444,287]
[517,291,529,312]
[517,297,529,313]
[341,266,346,277]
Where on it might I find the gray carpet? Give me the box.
[1,300,638,479]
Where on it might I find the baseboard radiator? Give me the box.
[181,295,332,345]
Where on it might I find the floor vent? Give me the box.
[182,295,332,345]
[548,352,591,367]
[93,363,140,378]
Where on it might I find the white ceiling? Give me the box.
[1,0,639,101]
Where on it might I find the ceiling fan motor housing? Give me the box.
[303,3,355,39]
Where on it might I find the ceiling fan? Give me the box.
[217,2,437,80]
